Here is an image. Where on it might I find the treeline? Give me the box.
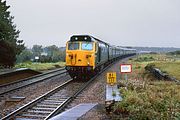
[16,45,65,63]
[133,47,180,53]
[0,0,25,68]
[167,50,180,55]
[0,1,65,68]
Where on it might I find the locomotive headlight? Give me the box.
[68,54,73,59]
[86,55,91,58]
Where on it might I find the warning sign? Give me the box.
[120,64,132,73]
[107,72,117,85]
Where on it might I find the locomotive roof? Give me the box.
[69,35,136,51]
[70,35,92,42]
[70,35,108,45]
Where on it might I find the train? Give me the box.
[65,35,136,80]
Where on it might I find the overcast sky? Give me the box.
[6,0,180,48]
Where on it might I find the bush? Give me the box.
[113,81,180,119]
[134,56,155,62]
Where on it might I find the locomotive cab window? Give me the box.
[68,42,79,50]
[81,42,93,50]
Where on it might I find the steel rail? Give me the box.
[45,56,136,119]
[2,61,111,120]
[1,79,73,120]
[2,56,131,120]
[45,58,115,119]
[0,68,67,96]
[0,67,65,87]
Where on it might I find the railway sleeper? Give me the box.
[40,101,62,105]
[26,110,52,114]
[43,99,64,103]
[36,104,57,108]
[17,113,47,119]
[47,98,67,101]
[31,107,55,111]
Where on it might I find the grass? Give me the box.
[113,54,180,119]
[129,54,180,80]
[153,61,180,80]
[15,62,65,71]
[115,81,180,119]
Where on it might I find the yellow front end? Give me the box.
[66,41,96,69]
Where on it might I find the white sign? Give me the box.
[35,56,39,60]
[120,64,132,73]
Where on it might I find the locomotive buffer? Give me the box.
[105,72,122,113]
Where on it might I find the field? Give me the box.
[130,54,180,80]
[15,62,65,71]
[154,61,180,80]
[113,54,180,119]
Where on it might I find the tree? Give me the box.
[0,40,16,67]
[32,45,43,57]
[30,45,65,63]
[16,48,33,63]
[45,45,65,62]
[46,45,59,56]
[45,45,59,62]
[58,49,65,62]
[0,0,25,67]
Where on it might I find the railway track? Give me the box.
[1,77,96,120]
[0,68,67,96]
[1,57,117,120]
[1,56,132,120]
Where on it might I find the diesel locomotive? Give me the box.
[65,35,136,80]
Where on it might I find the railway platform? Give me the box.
[50,103,97,120]
[0,68,41,76]
[0,68,41,85]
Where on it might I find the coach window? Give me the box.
[68,42,79,50]
[82,42,93,50]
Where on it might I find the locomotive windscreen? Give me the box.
[70,35,92,42]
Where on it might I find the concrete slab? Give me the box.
[106,84,122,102]
[50,103,97,120]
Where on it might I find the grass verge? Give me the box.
[113,54,180,119]
[15,62,65,71]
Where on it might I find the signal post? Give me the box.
[105,72,122,113]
